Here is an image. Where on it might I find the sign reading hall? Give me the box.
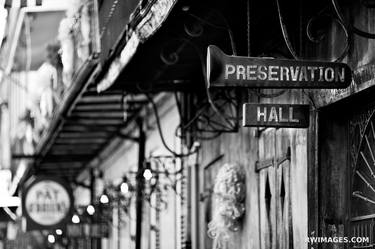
[243,103,310,128]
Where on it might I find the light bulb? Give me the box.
[86,205,95,215]
[182,5,190,11]
[72,214,80,224]
[100,194,109,204]
[120,182,129,194]
[48,234,55,244]
[56,229,63,236]
[143,169,153,181]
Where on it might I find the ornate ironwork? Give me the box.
[158,34,240,139]
[183,15,204,38]
[307,13,349,62]
[332,0,375,39]
[159,46,179,66]
[276,0,350,62]
[349,107,375,171]
[177,88,239,140]
[186,10,237,55]
[349,104,375,249]
[350,104,375,221]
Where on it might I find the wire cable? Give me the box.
[275,0,299,60]
[188,12,237,55]
[143,92,198,157]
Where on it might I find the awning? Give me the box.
[97,0,178,92]
[95,0,301,94]
[96,0,239,94]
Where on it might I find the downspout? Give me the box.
[135,118,145,249]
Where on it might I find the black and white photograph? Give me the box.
[0,0,372,248]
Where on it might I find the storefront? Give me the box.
[1,0,375,249]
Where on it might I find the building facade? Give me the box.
[0,0,375,249]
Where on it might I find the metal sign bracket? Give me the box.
[255,147,291,172]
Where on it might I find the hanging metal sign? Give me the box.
[207,45,352,88]
[22,176,74,231]
[243,103,310,128]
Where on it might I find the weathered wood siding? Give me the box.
[197,90,308,249]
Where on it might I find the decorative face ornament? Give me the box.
[207,163,246,248]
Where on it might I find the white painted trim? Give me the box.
[21,6,67,13]
[5,7,66,74]
[5,9,25,74]
[0,197,20,207]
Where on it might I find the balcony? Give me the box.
[5,1,100,177]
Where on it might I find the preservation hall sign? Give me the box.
[207,45,352,88]
[243,103,310,128]
[22,176,73,230]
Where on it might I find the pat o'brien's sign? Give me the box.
[22,176,73,231]
[207,45,352,88]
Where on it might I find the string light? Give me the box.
[56,229,63,236]
[96,157,182,214]
[143,169,153,181]
[100,193,109,204]
[120,182,129,194]
[72,214,80,224]
[87,204,95,215]
[48,234,55,244]
[120,175,130,194]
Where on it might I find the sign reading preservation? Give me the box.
[207,45,352,88]
[243,103,310,128]
[22,176,73,230]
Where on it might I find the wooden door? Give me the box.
[258,128,295,249]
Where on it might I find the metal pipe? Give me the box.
[118,199,121,249]
[135,118,145,249]
[89,168,95,249]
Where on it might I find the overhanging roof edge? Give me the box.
[96,0,178,92]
